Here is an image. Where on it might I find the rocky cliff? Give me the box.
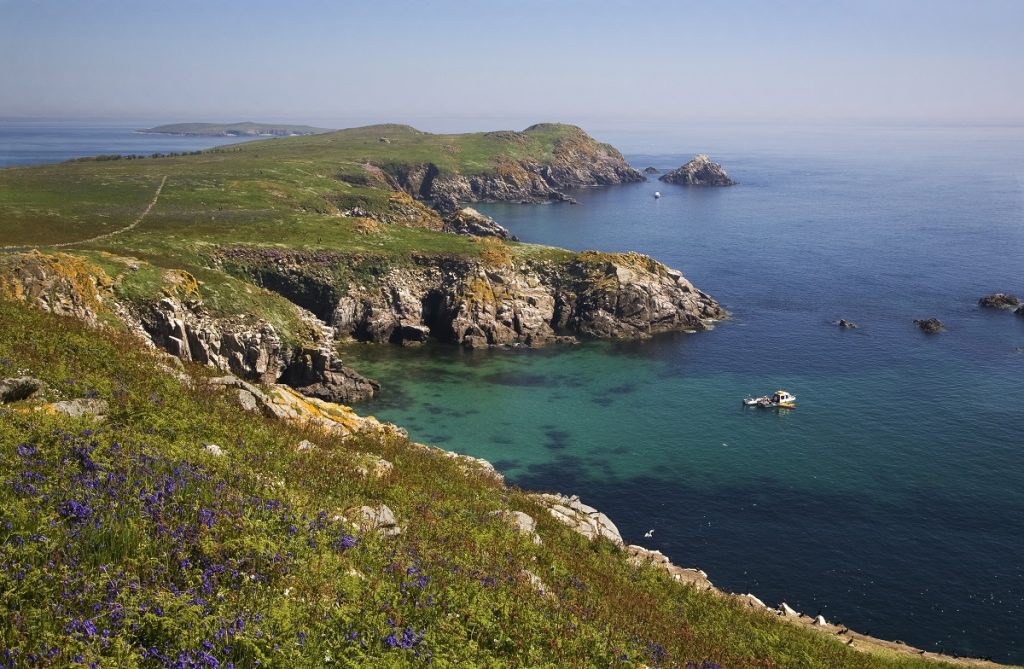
[660,154,735,187]
[0,251,378,404]
[383,125,644,213]
[219,247,725,348]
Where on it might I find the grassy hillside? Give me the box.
[0,298,978,668]
[140,122,333,137]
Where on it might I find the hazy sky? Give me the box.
[2,0,1022,126]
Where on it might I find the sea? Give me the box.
[2,119,1023,663]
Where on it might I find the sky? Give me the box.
[2,0,1022,127]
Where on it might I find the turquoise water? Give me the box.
[352,125,1024,662]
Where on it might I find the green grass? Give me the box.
[0,298,982,668]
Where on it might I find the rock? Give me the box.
[835,319,858,329]
[332,251,724,349]
[377,137,391,144]
[743,593,768,609]
[443,207,515,240]
[532,493,623,545]
[642,166,660,174]
[347,504,402,536]
[0,376,46,403]
[780,602,800,617]
[203,443,224,457]
[625,545,714,590]
[491,510,542,545]
[296,439,317,452]
[237,388,260,412]
[49,398,108,419]
[815,614,828,626]
[520,569,550,595]
[978,293,1021,309]
[659,154,734,187]
[1017,306,1024,317]
[353,453,394,479]
[913,318,944,334]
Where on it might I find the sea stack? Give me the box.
[659,154,734,186]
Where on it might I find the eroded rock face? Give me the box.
[139,297,377,404]
[385,125,643,212]
[443,207,515,239]
[332,252,724,348]
[659,154,734,187]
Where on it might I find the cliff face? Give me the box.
[0,252,378,404]
[660,154,734,187]
[244,250,726,348]
[385,125,644,213]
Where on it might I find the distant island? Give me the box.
[139,121,333,137]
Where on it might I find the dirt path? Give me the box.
[1,175,167,253]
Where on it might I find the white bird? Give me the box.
[653,191,661,199]
[644,529,654,538]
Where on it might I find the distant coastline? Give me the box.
[138,121,333,137]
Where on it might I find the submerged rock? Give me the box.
[978,293,1021,309]
[659,154,734,187]
[913,318,945,334]
[642,166,660,175]
[835,319,858,329]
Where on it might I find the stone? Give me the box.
[659,155,734,186]
[296,439,317,452]
[237,389,260,412]
[642,166,660,174]
[780,602,800,617]
[532,493,623,545]
[835,319,858,329]
[1017,305,1024,317]
[743,593,768,609]
[978,293,1020,309]
[354,453,394,479]
[815,614,828,626]
[913,318,944,334]
[0,376,45,403]
[50,398,108,419]
[443,207,515,239]
[491,510,542,545]
[520,569,550,595]
[347,504,402,536]
[203,443,225,457]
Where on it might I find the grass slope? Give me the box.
[0,299,973,668]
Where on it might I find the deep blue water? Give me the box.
[0,121,256,166]
[4,121,1024,662]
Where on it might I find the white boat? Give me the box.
[742,390,796,409]
[654,191,661,199]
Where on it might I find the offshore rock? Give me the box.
[659,154,735,187]
[978,292,1020,309]
[642,166,660,174]
[835,319,858,329]
[913,318,945,334]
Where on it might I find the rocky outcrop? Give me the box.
[659,154,735,187]
[442,207,515,239]
[384,125,643,212]
[978,293,1020,309]
[835,319,858,329]
[531,493,623,545]
[139,296,377,404]
[642,166,660,175]
[0,377,46,404]
[914,318,945,334]
[332,251,724,348]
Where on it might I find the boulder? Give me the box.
[296,439,317,452]
[519,569,550,596]
[0,376,46,403]
[659,155,734,187]
[642,166,660,174]
[531,493,623,545]
[913,318,944,334]
[353,453,394,479]
[49,398,108,419]
[780,602,800,617]
[443,207,515,240]
[835,319,858,329]
[1017,305,1024,317]
[491,510,542,545]
[978,293,1020,309]
[203,443,225,457]
[346,504,402,536]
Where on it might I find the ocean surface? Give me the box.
[3,121,1023,663]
